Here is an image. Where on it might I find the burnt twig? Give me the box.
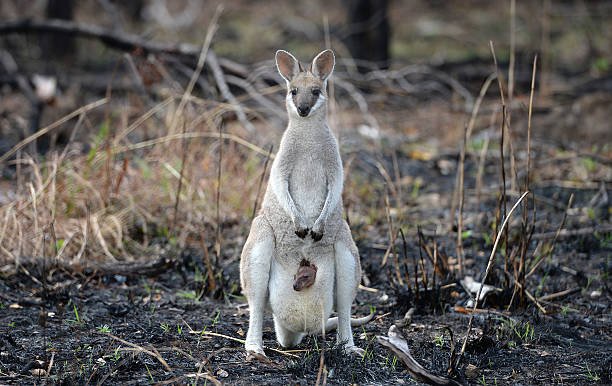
[377,325,462,385]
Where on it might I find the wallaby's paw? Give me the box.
[295,227,309,239]
[345,345,366,358]
[310,230,323,241]
[245,342,266,360]
[246,349,269,362]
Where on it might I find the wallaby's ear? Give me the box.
[310,49,335,82]
[275,50,300,83]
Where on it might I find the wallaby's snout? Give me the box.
[297,104,310,117]
[275,49,335,119]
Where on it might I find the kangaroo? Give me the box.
[239,49,372,359]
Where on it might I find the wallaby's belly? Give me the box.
[289,158,327,222]
[268,255,334,334]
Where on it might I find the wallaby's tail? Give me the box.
[322,313,375,333]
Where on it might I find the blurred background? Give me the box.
[0,0,610,269]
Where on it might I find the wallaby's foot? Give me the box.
[310,229,323,241]
[345,345,365,358]
[295,227,309,239]
[246,349,269,362]
[245,341,266,361]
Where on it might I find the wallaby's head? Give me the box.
[275,49,335,118]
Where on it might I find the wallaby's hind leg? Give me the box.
[240,216,275,357]
[334,238,363,356]
[273,315,305,348]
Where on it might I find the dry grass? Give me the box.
[0,93,274,266]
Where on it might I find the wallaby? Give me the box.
[239,49,372,360]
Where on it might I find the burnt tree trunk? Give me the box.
[343,0,390,70]
[41,0,75,61]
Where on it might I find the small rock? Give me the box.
[216,368,228,378]
[590,290,602,298]
[437,159,455,175]
[358,124,380,140]
[114,275,127,284]
[31,368,47,376]
[465,364,479,379]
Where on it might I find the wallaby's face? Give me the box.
[275,49,335,118]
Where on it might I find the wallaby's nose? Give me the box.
[297,105,310,117]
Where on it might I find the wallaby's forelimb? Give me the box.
[311,166,343,240]
[269,161,309,236]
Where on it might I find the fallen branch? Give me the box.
[0,18,245,75]
[207,51,255,132]
[376,325,462,385]
[0,19,201,59]
[531,224,612,241]
[537,287,581,302]
[105,333,173,374]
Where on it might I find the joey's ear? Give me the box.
[310,49,335,82]
[275,50,300,82]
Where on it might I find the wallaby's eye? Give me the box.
[312,89,320,96]
[290,88,297,96]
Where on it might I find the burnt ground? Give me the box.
[0,150,610,385]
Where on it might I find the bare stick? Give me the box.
[516,55,539,300]
[323,14,337,139]
[537,287,581,302]
[415,226,424,293]
[384,185,404,286]
[215,121,223,261]
[105,333,174,374]
[465,73,496,140]
[448,71,493,233]
[170,5,222,134]
[455,191,529,370]
[490,41,518,192]
[475,133,490,207]
[508,0,516,117]
[500,106,509,286]
[398,228,412,290]
[456,125,467,277]
[173,122,188,229]
[540,0,551,97]
[207,50,255,133]
[511,277,546,313]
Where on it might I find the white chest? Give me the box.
[289,155,327,221]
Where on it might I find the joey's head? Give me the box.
[293,259,318,291]
[275,49,335,119]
